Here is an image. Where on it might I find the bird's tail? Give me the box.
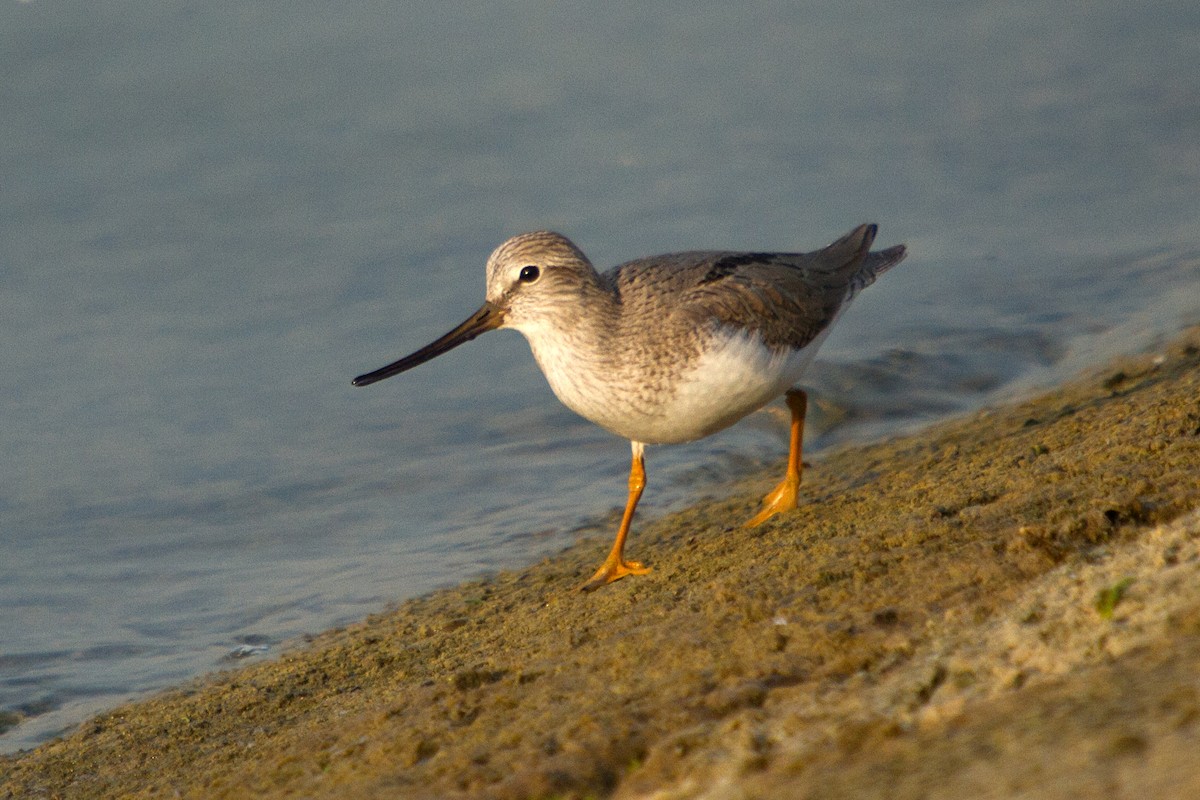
[850,239,907,295]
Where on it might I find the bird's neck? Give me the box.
[519,280,622,409]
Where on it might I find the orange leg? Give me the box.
[745,389,807,527]
[581,441,652,591]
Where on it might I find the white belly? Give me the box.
[525,325,829,445]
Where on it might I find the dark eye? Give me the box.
[518,265,540,283]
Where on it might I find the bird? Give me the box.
[353,224,906,591]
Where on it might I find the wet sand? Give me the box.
[4,327,1200,800]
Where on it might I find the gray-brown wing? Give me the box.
[674,223,889,351]
[604,225,906,353]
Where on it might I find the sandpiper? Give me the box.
[354,224,906,590]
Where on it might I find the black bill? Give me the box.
[352,302,505,387]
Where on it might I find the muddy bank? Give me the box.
[4,328,1200,800]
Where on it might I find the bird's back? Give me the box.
[605,224,906,354]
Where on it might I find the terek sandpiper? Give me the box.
[354,224,906,590]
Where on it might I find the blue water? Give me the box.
[2,0,1199,751]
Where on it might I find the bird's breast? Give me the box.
[521,324,823,445]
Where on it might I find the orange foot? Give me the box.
[744,474,800,527]
[580,557,651,592]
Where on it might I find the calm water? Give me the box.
[3,0,1199,751]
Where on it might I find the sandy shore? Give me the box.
[4,327,1200,800]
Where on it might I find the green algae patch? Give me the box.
[4,327,1200,800]
[1095,577,1136,620]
